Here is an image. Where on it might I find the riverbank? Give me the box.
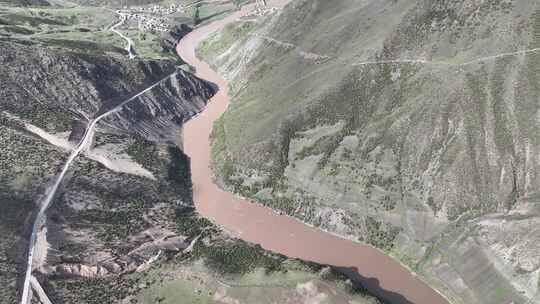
[176,1,448,304]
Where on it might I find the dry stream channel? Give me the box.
[177,1,449,304]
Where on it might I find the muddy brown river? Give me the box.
[177,2,449,304]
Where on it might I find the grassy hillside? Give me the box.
[200,0,540,303]
[0,5,172,59]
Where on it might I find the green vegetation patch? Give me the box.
[364,216,401,252]
[126,136,159,170]
[78,198,149,242]
[49,275,144,304]
[0,119,67,303]
[0,7,114,29]
[138,275,214,304]
[197,241,286,275]
[0,6,128,56]
[175,206,216,239]
[0,190,34,304]
[135,258,381,304]
[36,37,126,55]
[125,29,177,60]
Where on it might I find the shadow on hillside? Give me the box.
[335,266,415,304]
[205,80,219,93]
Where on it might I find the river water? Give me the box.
[176,2,448,303]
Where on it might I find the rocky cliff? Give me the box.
[200,0,540,303]
[161,24,193,53]
[1,40,212,139]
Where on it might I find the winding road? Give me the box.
[110,10,136,59]
[20,73,177,304]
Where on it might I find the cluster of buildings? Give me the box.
[117,1,201,33]
[117,10,170,33]
[130,4,185,16]
[134,14,170,32]
[117,0,272,33]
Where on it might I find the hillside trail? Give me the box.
[253,32,540,67]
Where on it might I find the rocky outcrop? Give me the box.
[0,40,214,142]
[161,24,192,53]
[99,69,214,144]
[54,264,110,279]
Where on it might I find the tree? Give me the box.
[193,4,201,25]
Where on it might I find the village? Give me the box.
[115,6,175,33]
[114,0,272,33]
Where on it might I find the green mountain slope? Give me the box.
[200,0,540,303]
